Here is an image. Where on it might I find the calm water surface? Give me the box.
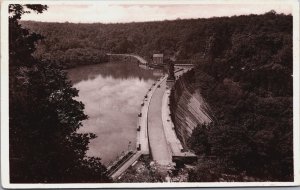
[68,62,163,166]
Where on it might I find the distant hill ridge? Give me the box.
[21,11,292,70]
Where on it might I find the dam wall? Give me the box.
[170,70,212,149]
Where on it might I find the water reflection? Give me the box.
[68,62,158,84]
[68,62,163,166]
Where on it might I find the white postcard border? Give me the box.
[1,0,299,188]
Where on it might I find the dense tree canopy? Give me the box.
[21,11,292,70]
[19,10,293,182]
[185,11,293,181]
[9,4,109,183]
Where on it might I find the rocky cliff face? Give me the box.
[170,71,212,149]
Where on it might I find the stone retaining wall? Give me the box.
[170,70,212,148]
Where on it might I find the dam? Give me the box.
[69,54,199,180]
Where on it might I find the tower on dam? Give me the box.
[166,61,175,88]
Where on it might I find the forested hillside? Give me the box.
[21,11,293,181]
[186,12,293,181]
[21,10,291,68]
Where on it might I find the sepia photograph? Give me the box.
[1,0,299,188]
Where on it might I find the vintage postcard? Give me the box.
[1,0,299,188]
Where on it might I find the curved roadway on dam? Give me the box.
[148,68,194,166]
[106,53,196,179]
[148,78,173,165]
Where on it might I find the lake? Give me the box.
[68,61,164,166]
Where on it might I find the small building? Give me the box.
[153,54,163,64]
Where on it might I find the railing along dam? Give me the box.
[105,53,196,180]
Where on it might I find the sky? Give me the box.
[21,3,293,23]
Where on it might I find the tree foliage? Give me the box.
[9,4,109,183]
[18,9,293,182]
[21,11,292,70]
[186,11,293,181]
